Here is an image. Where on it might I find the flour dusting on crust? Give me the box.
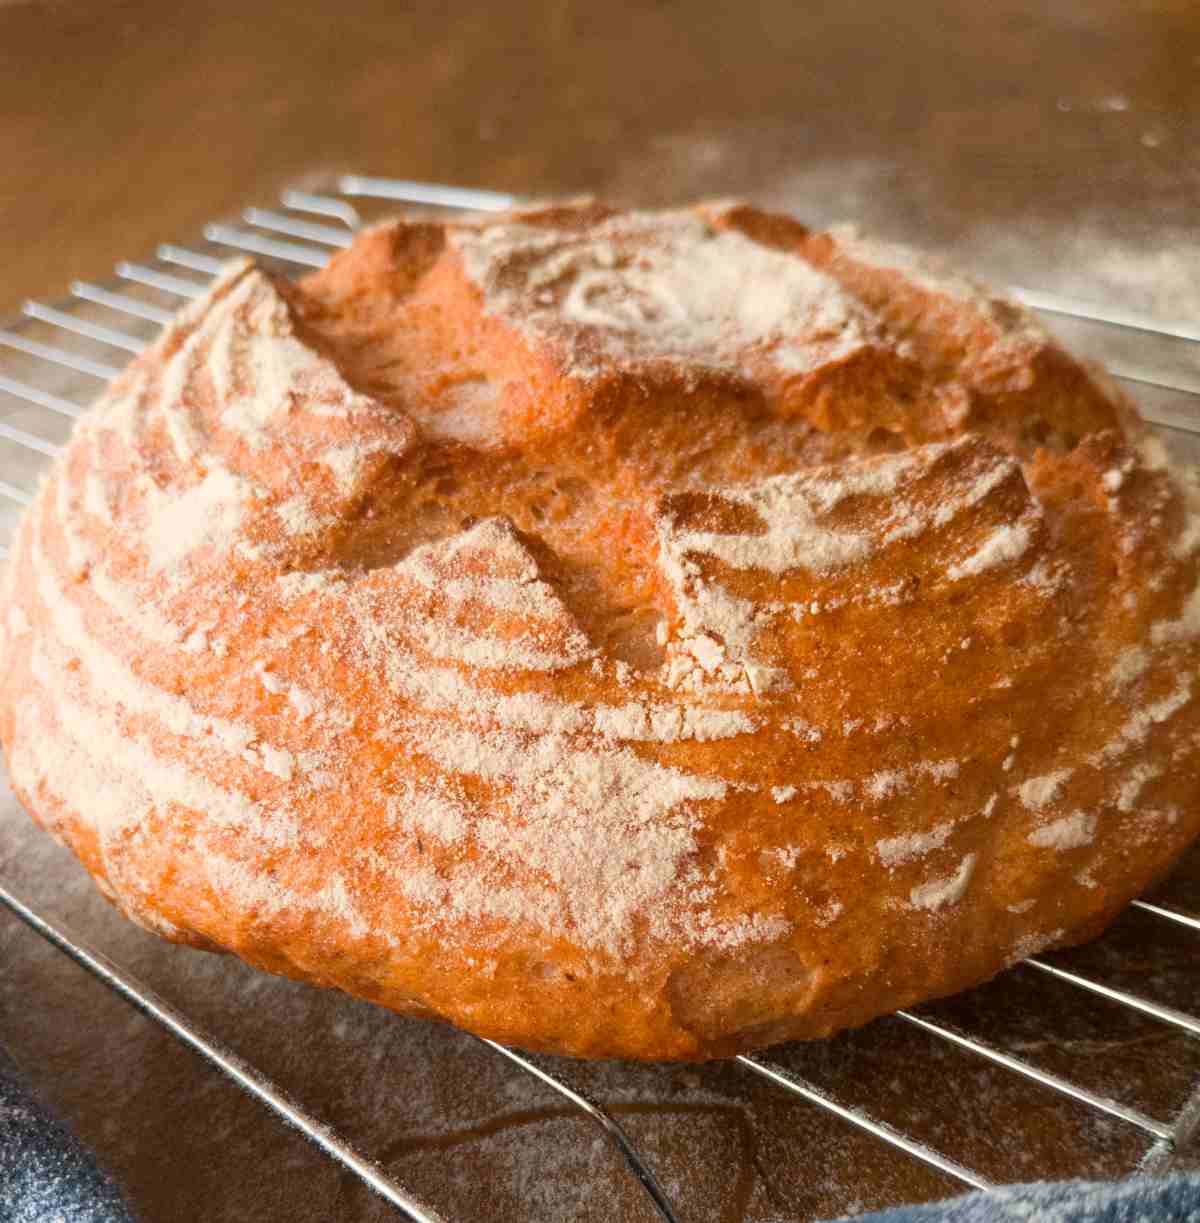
[3,200,1200,1060]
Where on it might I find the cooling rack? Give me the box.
[0,176,1198,1223]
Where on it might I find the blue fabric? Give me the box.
[843,1174,1200,1223]
[0,1042,136,1223]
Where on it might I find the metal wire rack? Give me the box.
[0,177,1198,1223]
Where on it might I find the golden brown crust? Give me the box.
[2,201,1198,1060]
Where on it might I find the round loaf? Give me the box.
[3,201,1199,1060]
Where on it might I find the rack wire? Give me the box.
[0,177,1197,1223]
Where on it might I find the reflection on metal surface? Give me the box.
[115,261,208,299]
[338,176,518,211]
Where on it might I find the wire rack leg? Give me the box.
[475,1038,682,1223]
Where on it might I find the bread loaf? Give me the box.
[2,200,1197,1059]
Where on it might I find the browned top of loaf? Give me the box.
[3,200,1199,1060]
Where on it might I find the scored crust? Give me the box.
[2,200,1199,1060]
